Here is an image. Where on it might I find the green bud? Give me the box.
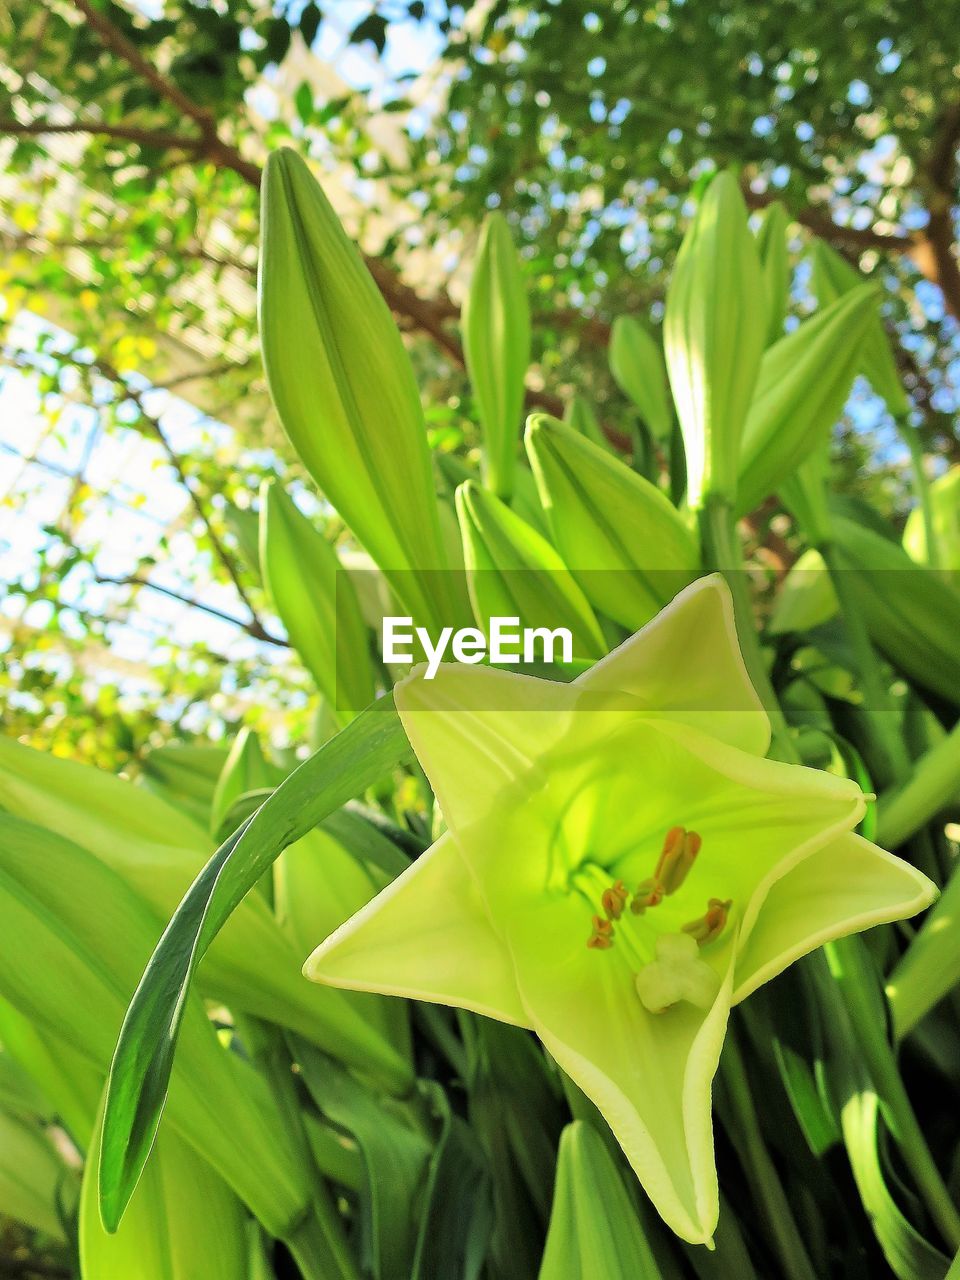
[540,1122,663,1279]
[904,465,960,573]
[608,316,672,440]
[462,210,531,500]
[259,479,375,715]
[455,479,606,659]
[831,511,960,706]
[210,728,278,840]
[664,172,766,508]
[737,286,878,514]
[768,548,838,636]
[754,200,790,346]
[564,393,608,449]
[524,414,698,630]
[810,239,909,417]
[259,149,457,631]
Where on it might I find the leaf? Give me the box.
[295,80,314,124]
[99,699,412,1232]
[293,1038,432,1280]
[350,13,388,53]
[300,3,322,46]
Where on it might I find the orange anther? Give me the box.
[655,826,702,896]
[630,877,664,915]
[601,879,629,921]
[587,915,615,950]
[682,897,732,946]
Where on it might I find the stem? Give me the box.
[719,1024,819,1280]
[698,496,795,759]
[827,936,960,1250]
[948,1247,960,1280]
[899,414,940,570]
[818,541,912,787]
[878,716,960,848]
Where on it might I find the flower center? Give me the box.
[579,825,732,1014]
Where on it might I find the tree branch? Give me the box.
[94,573,289,646]
[0,118,205,151]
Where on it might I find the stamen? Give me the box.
[587,915,615,949]
[630,877,664,915]
[601,879,629,921]
[682,898,733,946]
[655,826,702,895]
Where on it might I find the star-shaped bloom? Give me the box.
[306,576,934,1244]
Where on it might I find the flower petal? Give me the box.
[510,893,735,1244]
[304,832,530,1027]
[575,574,770,756]
[732,832,937,1004]
[395,662,577,829]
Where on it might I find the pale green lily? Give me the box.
[306,576,934,1245]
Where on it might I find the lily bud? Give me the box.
[754,201,790,346]
[608,316,672,440]
[259,479,375,716]
[259,149,456,631]
[737,286,877,515]
[462,211,531,500]
[563,393,608,449]
[831,511,960,707]
[810,239,910,417]
[455,479,606,660]
[903,465,960,573]
[540,1122,663,1278]
[524,414,698,630]
[664,172,766,508]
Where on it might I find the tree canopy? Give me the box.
[1,0,958,765]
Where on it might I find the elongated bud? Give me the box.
[904,465,960,572]
[540,1123,664,1278]
[455,479,606,660]
[810,239,909,417]
[563,393,608,450]
[462,211,531,500]
[259,149,458,631]
[608,316,672,440]
[737,286,878,515]
[259,479,375,716]
[754,201,790,346]
[831,511,960,707]
[664,172,766,508]
[524,413,698,631]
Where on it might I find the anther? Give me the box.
[601,880,629,921]
[682,898,732,946]
[655,826,702,895]
[587,915,615,950]
[630,877,664,915]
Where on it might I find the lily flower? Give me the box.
[306,576,934,1244]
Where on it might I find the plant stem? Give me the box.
[698,496,795,759]
[827,936,960,1250]
[818,540,912,787]
[899,414,940,570]
[719,1024,819,1280]
[878,717,960,848]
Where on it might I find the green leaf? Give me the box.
[292,1039,432,1280]
[99,699,412,1232]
